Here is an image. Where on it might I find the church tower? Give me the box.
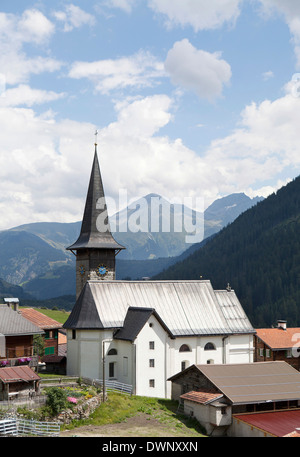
[67,137,125,298]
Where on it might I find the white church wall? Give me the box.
[227,334,254,364]
[135,314,170,398]
[111,340,134,388]
[198,337,224,365]
[65,329,79,376]
[172,337,197,374]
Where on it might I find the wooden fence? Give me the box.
[0,395,47,411]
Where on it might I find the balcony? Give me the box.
[0,346,39,368]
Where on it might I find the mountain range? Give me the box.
[0,192,262,304]
[155,176,300,328]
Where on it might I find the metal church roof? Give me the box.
[67,147,125,252]
[63,279,255,337]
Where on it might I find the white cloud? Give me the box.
[258,0,300,67]
[0,85,66,107]
[0,106,95,229]
[165,39,231,100]
[0,9,54,45]
[148,0,242,31]
[0,53,63,86]
[0,9,62,86]
[262,70,274,81]
[53,4,95,31]
[68,50,165,94]
[18,9,55,43]
[102,0,137,13]
[1,80,300,230]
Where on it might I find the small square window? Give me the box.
[149,359,155,367]
[149,379,155,388]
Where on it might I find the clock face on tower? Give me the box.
[97,264,107,277]
[79,265,85,276]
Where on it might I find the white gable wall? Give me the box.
[134,314,171,398]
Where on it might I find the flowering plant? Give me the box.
[0,360,8,366]
[18,358,26,363]
[67,396,78,404]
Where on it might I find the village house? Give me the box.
[168,361,300,437]
[254,320,300,370]
[63,143,256,399]
[20,307,67,374]
[0,300,44,369]
[20,308,63,357]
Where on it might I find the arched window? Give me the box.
[108,348,117,355]
[179,344,191,352]
[204,342,216,351]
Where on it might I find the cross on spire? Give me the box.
[94,129,98,146]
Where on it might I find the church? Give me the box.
[63,141,255,399]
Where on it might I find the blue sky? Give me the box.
[1,0,300,230]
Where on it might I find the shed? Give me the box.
[0,365,41,401]
[168,361,300,436]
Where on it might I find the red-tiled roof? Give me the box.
[21,308,62,330]
[235,410,300,437]
[0,365,40,383]
[256,327,300,349]
[180,390,223,405]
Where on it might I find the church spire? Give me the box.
[67,138,124,252]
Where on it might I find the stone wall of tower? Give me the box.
[75,248,116,299]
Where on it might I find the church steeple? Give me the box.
[67,136,125,298]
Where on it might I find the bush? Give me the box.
[46,387,68,416]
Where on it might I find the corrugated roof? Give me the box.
[215,290,254,333]
[0,365,40,383]
[193,361,300,404]
[0,305,44,336]
[256,327,300,350]
[234,410,300,437]
[64,280,255,337]
[20,308,62,330]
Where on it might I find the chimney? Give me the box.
[277,320,287,330]
[4,298,19,312]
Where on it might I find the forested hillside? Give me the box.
[155,176,300,328]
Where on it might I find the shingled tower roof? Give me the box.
[67,145,125,252]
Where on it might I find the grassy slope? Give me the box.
[63,392,207,437]
[20,306,70,324]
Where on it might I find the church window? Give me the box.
[179,344,191,352]
[123,357,128,376]
[204,342,216,350]
[149,379,155,388]
[181,361,189,371]
[149,359,155,367]
[72,330,76,340]
[149,341,155,350]
[109,362,115,378]
[108,348,117,355]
